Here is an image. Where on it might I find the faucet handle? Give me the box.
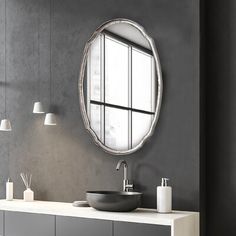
[126,183,133,191]
[124,180,133,192]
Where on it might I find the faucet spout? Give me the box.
[116,159,127,170]
[116,160,128,180]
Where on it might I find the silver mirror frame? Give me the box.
[79,18,163,155]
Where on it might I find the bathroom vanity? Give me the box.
[0,200,199,236]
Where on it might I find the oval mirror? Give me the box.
[79,19,163,155]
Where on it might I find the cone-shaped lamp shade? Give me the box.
[44,113,56,125]
[33,102,44,114]
[0,119,12,131]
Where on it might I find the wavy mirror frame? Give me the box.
[79,18,163,155]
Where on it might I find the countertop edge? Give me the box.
[0,199,199,227]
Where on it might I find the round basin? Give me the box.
[86,191,142,212]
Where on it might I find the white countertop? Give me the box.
[0,199,199,226]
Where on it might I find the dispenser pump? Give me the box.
[161,178,169,187]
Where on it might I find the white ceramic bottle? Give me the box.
[157,178,172,213]
[6,178,13,201]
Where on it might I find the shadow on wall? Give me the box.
[133,163,159,192]
[133,162,159,208]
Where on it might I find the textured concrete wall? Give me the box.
[0,0,200,210]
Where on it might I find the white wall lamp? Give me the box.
[0,0,12,131]
[33,101,44,114]
[44,113,56,126]
[0,119,12,132]
[44,0,56,125]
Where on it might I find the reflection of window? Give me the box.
[87,31,156,151]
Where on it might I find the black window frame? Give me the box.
[88,30,155,149]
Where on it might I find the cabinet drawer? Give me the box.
[5,211,55,236]
[114,221,171,236]
[56,216,112,236]
[0,211,3,236]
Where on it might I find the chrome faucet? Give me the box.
[116,160,133,192]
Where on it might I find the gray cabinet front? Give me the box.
[5,211,55,236]
[56,216,112,236]
[0,211,3,236]
[3,211,172,236]
[114,221,171,236]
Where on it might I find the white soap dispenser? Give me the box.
[157,178,172,213]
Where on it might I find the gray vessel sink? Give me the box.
[86,191,142,212]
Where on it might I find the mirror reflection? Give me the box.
[81,20,162,154]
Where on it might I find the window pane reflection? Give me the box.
[132,48,155,112]
[105,107,129,151]
[90,104,103,142]
[88,35,102,102]
[132,112,153,147]
[105,36,129,107]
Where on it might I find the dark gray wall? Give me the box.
[0,0,200,211]
[206,0,236,235]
